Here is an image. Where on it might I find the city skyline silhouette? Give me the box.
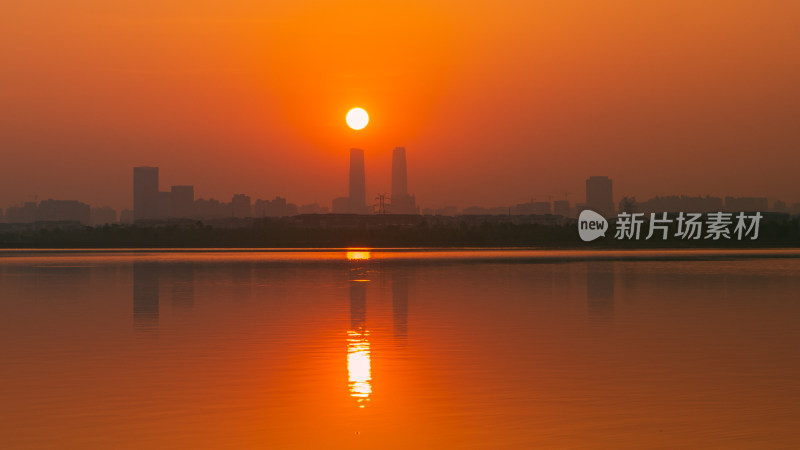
[2,3,800,213]
[0,149,794,225]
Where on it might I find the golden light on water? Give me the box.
[347,330,372,407]
[346,250,371,261]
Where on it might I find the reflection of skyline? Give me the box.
[133,263,159,331]
[587,261,615,320]
[8,252,800,448]
[134,263,197,330]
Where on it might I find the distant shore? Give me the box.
[0,214,798,249]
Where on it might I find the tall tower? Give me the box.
[391,147,408,198]
[389,147,418,214]
[585,176,614,217]
[133,166,159,221]
[348,148,367,214]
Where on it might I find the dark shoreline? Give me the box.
[1,214,798,250]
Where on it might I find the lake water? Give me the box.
[2,249,800,449]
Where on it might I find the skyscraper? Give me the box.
[585,176,614,217]
[133,166,159,221]
[389,147,418,214]
[231,194,252,218]
[349,148,367,214]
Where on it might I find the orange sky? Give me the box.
[1,1,799,210]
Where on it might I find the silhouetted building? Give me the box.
[231,194,252,218]
[631,195,723,214]
[4,202,37,223]
[513,200,551,215]
[194,198,230,219]
[421,206,459,216]
[90,206,117,226]
[37,199,91,224]
[725,196,768,212]
[618,196,637,214]
[119,209,134,224]
[254,196,298,217]
[170,185,195,218]
[349,148,368,214]
[391,147,408,200]
[773,200,788,213]
[390,147,418,214]
[586,176,614,217]
[553,200,571,217]
[133,166,159,221]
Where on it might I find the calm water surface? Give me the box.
[1,249,800,449]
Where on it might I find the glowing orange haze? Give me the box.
[1,1,799,211]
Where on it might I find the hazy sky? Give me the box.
[2,1,799,211]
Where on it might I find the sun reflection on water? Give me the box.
[346,250,371,261]
[347,329,372,407]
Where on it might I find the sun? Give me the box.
[346,108,369,130]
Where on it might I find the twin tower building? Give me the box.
[332,147,418,215]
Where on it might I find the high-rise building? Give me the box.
[231,194,252,218]
[254,196,297,217]
[348,148,367,214]
[133,166,159,221]
[389,147,418,214]
[4,202,37,223]
[586,176,614,217]
[170,185,195,218]
[38,199,91,224]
